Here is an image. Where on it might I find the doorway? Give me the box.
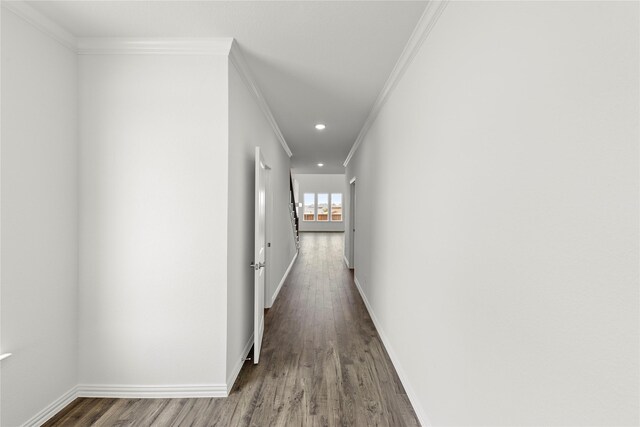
[347,178,356,269]
[265,165,273,309]
[253,147,270,364]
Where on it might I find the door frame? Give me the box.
[347,177,356,270]
[253,147,270,364]
[264,165,273,308]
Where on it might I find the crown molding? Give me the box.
[1,0,77,51]
[343,0,449,167]
[77,38,234,55]
[229,40,293,158]
[0,2,235,57]
[2,1,290,157]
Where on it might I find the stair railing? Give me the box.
[289,174,300,249]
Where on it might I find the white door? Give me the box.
[348,180,356,269]
[253,147,268,364]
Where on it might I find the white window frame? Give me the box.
[301,192,344,222]
[330,193,343,222]
[302,193,316,221]
[317,193,329,222]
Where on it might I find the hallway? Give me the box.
[44,232,419,426]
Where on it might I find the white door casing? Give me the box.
[348,178,356,269]
[265,166,273,308]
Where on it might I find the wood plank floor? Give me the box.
[44,232,419,426]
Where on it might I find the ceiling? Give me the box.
[28,1,428,174]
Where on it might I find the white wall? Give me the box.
[294,174,345,232]
[227,62,297,383]
[78,53,229,387]
[1,7,299,419]
[346,2,639,426]
[1,9,78,426]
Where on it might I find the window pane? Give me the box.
[317,193,329,221]
[303,193,315,221]
[331,193,342,221]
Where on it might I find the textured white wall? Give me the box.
[78,54,229,386]
[227,63,297,383]
[1,9,78,426]
[346,1,639,425]
[294,174,346,232]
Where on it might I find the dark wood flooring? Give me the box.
[44,232,419,426]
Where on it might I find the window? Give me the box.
[302,192,343,222]
[331,193,342,221]
[317,193,329,221]
[303,193,315,221]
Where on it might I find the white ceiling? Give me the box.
[28,1,428,174]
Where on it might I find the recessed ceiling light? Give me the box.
[317,163,324,167]
[315,124,326,130]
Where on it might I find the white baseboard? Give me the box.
[21,378,232,424]
[226,332,254,395]
[21,386,78,427]
[20,382,228,425]
[298,230,344,233]
[267,251,298,308]
[76,384,227,398]
[353,276,431,427]
[343,254,351,269]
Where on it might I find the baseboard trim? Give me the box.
[343,254,350,269]
[298,230,344,233]
[21,386,79,427]
[76,384,227,398]
[21,381,230,423]
[20,381,229,424]
[268,251,298,308]
[353,276,431,427]
[226,333,254,395]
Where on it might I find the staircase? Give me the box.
[289,174,300,250]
